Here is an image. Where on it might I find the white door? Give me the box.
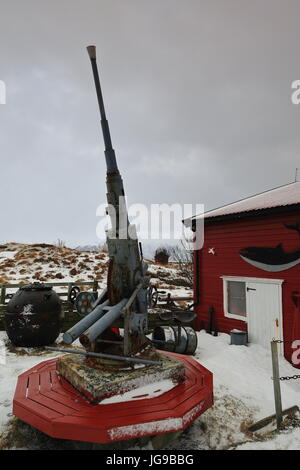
[246,281,282,350]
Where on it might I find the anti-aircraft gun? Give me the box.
[58,45,197,364]
[13,46,213,446]
[61,45,151,361]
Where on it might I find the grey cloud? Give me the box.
[0,0,300,245]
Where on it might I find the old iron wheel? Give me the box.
[68,286,80,304]
[75,291,97,317]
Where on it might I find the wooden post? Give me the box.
[93,279,98,292]
[0,286,6,305]
[66,282,73,321]
[271,340,283,429]
[0,286,5,328]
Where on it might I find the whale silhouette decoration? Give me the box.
[239,221,300,272]
[240,245,300,272]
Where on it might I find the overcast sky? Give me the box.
[1,0,300,246]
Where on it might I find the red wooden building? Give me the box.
[185,182,300,365]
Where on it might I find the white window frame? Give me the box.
[221,276,284,322]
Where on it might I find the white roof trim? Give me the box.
[185,181,300,224]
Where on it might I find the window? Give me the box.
[224,280,247,321]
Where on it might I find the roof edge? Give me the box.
[189,203,300,230]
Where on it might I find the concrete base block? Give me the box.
[56,352,185,403]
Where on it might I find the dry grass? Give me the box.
[0,417,73,450]
[6,340,56,356]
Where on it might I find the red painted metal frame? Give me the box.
[13,351,213,444]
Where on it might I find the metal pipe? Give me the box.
[44,346,162,367]
[122,282,143,312]
[159,296,193,302]
[87,45,118,173]
[91,287,107,309]
[80,298,127,346]
[63,300,109,344]
[86,44,129,233]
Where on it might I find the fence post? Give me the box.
[271,340,283,429]
[93,279,98,292]
[66,282,73,320]
[0,286,5,305]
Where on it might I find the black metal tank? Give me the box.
[5,282,62,347]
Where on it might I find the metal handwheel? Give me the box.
[68,286,80,304]
[75,291,98,317]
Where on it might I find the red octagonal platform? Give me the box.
[13,351,213,444]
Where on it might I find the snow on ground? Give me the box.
[101,379,176,404]
[2,242,300,449]
[166,331,300,450]
[0,332,65,436]
[236,427,300,450]
[0,251,17,260]
[2,329,300,449]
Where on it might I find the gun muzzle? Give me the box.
[87,44,119,173]
[87,45,96,60]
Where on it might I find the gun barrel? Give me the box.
[80,298,127,346]
[63,300,109,344]
[87,45,118,173]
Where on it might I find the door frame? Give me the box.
[221,276,284,351]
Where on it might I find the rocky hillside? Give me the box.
[0,243,192,300]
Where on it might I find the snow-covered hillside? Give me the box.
[0,242,192,299]
[0,242,108,286]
